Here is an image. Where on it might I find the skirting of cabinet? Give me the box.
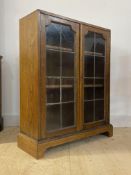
[17,124,113,159]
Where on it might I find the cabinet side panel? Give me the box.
[105,30,111,123]
[20,12,40,139]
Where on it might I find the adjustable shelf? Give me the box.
[47,101,74,106]
[84,51,104,57]
[46,85,73,89]
[46,76,75,79]
[46,45,74,53]
[84,99,104,102]
[46,84,103,89]
[84,84,103,88]
[84,77,104,79]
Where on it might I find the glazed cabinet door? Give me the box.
[80,25,110,129]
[40,15,80,138]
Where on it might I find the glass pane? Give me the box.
[46,21,76,131]
[95,57,104,77]
[62,52,74,77]
[46,104,60,131]
[62,103,74,127]
[84,55,94,77]
[84,88,94,100]
[46,23,60,47]
[46,50,60,76]
[84,78,94,86]
[95,79,104,99]
[84,78,94,100]
[84,101,94,123]
[62,25,74,50]
[62,78,74,102]
[46,78,60,103]
[83,31,105,124]
[95,33,105,56]
[85,32,94,52]
[95,100,104,121]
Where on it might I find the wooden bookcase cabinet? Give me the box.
[18,10,113,159]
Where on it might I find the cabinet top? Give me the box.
[21,9,111,32]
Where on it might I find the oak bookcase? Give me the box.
[18,10,113,159]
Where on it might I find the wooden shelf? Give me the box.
[46,84,103,89]
[47,76,75,79]
[47,101,74,106]
[46,85,73,89]
[84,51,104,57]
[84,77,104,79]
[84,84,103,88]
[84,99,104,102]
[46,45,74,53]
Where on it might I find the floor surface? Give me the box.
[0,127,131,175]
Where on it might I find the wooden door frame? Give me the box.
[80,24,111,130]
[40,14,80,138]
